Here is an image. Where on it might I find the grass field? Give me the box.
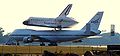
[0,45,107,56]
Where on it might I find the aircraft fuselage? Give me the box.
[23,17,78,28]
[9,29,98,42]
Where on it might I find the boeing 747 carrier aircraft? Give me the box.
[8,12,103,46]
[23,4,78,30]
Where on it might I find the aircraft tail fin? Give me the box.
[81,12,104,33]
[58,4,72,17]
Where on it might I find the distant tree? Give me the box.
[0,27,4,36]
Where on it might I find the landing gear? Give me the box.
[48,42,58,46]
[54,28,57,31]
[58,25,62,30]
[54,26,62,31]
[39,42,58,46]
[58,28,62,30]
[16,41,20,45]
[40,42,45,46]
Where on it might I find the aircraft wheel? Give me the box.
[48,43,57,46]
[40,44,45,46]
[48,44,52,46]
[54,44,58,46]
[40,43,45,46]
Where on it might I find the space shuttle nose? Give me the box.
[23,21,28,25]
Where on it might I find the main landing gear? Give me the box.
[40,42,45,46]
[39,42,58,46]
[48,42,58,46]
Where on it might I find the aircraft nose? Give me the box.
[23,21,28,25]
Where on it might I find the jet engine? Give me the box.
[23,37,33,43]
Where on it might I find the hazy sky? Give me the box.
[0,0,120,34]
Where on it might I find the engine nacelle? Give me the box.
[23,37,33,43]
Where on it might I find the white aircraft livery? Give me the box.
[8,12,104,46]
[23,4,78,30]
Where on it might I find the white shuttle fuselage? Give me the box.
[23,4,78,30]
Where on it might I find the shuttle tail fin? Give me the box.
[81,12,104,33]
[58,4,72,17]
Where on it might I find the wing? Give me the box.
[31,35,51,42]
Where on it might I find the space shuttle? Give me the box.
[23,4,78,30]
